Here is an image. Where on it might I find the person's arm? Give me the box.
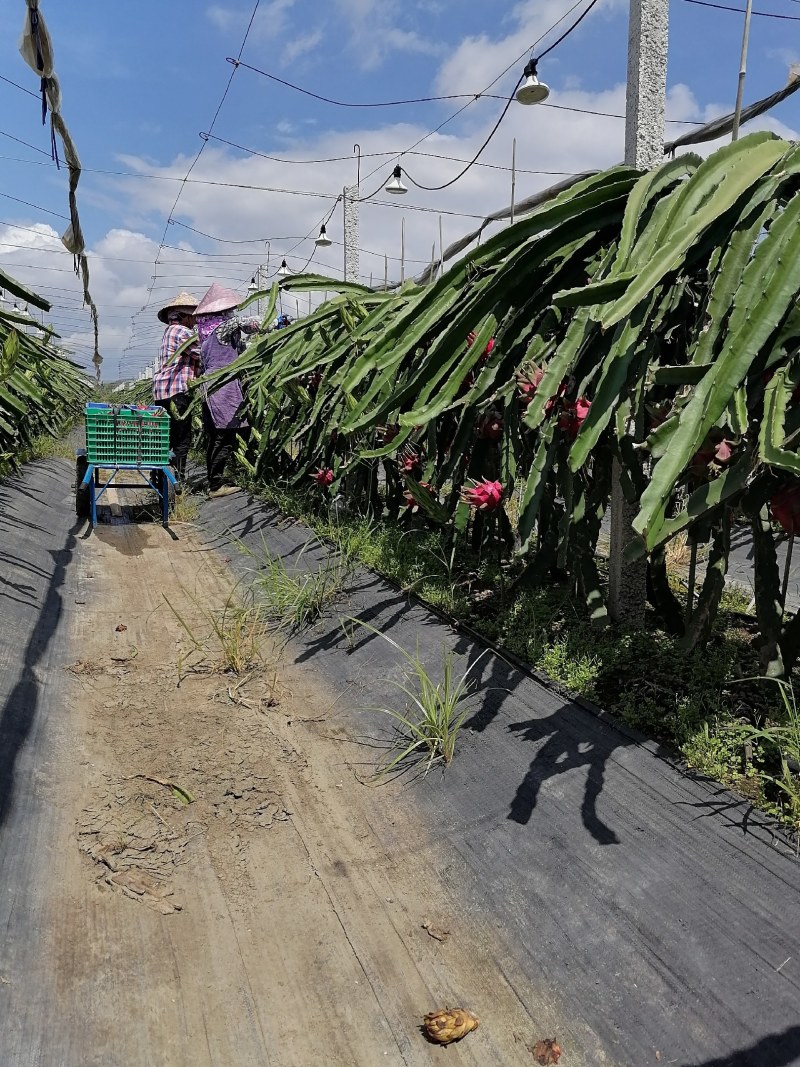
[216,316,260,344]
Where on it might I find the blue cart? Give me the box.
[76,402,177,529]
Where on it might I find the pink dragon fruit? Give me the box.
[771,485,800,535]
[462,479,504,511]
[311,468,334,488]
[558,397,591,439]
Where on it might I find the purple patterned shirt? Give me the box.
[153,323,201,401]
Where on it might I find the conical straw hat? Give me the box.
[157,289,199,324]
[195,283,242,317]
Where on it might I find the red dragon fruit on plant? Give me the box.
[688,432,736,482]
[558,397,591,439]
[476,409,504,441]
[517,366,545,408]
[379,423,400,446]
[461,479,504,511]
[311,467,334,488]
[770,484,800,535]
[467,331,496,364]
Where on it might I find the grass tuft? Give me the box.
[346,617,484,777]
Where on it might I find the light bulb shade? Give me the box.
[278,259,291,276]
[247,275,258,293]
[315,224,332,247]
[384,164,407,195]
[516,60,550,105]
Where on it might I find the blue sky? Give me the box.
[0,0,798,377]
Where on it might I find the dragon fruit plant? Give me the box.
[229,136,800,671]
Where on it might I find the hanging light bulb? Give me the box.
[384,164,407,195]
[315,223,332,248]
[515,59,550,105]
[247,274,259,294]
[278,259,291,277]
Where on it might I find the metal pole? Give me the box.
[384,254,388,290]
[731,0,754,141]
[510,138,517,226]
[430,242,436,284]
[438,214,444,280]
[401,217,407,285]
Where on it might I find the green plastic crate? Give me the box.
[85,404,170,465]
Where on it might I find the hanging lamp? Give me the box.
[516,59,550,105]
[384,165,407,195]
[278,259,291,277]
[315,223,332,247]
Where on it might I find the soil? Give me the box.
[47,520,549,1066]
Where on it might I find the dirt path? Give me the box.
[9,516,551,1067]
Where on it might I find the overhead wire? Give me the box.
[355,0,600,194]
[0,189,69,219]
[401,0,604,192]
[125,0,261,358]
[226,58,488,107]
[682,0,800,16]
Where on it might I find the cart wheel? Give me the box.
[75,454,90,518]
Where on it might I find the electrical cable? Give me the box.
[0,190,69,219]
[356,0,599,190]
[227,58,486,107]
[125,0,261,356]
[401,0,605,192]
[682,0,800,16]
[535,0,602,59]
[0,128,52,158]
[202,131,611,172]
[397,86,520,193]
[0,72,40,99]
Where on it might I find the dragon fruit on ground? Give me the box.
[462,479,503,511]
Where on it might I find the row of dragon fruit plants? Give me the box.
[215,132,800,677]
[0,267,88,475]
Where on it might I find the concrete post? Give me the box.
[343,184,360,283]
[608,0,669,624]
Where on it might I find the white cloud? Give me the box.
[332,0,446,69]
[284,28,324,64]
[435,0,627,97]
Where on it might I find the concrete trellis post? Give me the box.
[343,184,360,283]
[608,0,669,624]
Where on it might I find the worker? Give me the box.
[152,290,200,482]
[194,283,259,498]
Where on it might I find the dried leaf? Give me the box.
[115,623,128,632]
[531,1037,562,1064]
